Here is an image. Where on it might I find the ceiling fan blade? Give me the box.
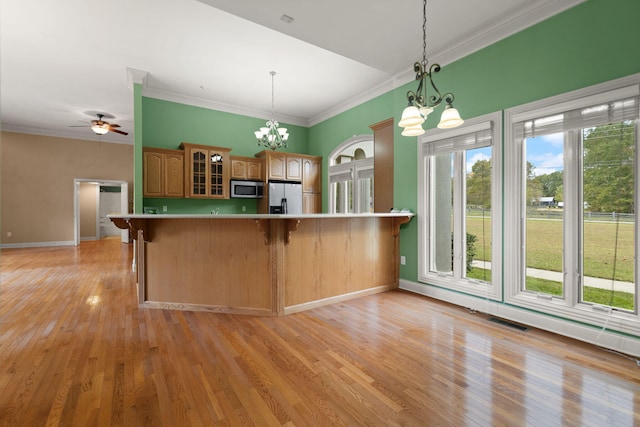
[110,128,129,135]
[109,123,121,128]
[69,125,90,127]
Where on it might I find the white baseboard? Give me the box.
[400,279,640,358]
[1,241,75,249]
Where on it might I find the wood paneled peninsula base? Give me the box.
[109,213,413,316]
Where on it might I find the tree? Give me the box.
[537,171,563,198]
[554,184,563,204]
[466,159,491,208]
[526,161,543,207]
[583,122,634,213]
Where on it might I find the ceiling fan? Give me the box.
[71,113,128,135]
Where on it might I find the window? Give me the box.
[505,75,639,329]
[418,112,502,300]
[328,136,374,214]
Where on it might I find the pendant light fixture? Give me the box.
[255,71,289,150]
[399,0,463,137]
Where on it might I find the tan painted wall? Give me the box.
[1,131,133,245]
[79,182,98,239]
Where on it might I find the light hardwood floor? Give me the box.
[1,238,639,426]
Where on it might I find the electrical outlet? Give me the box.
[242,206,246,212]
[162,205,167,212]
[400,256,406,265]
[7,231,12,237]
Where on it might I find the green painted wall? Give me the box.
[141,97,309,155]
[138,97,309,213]
[134,83,144,213]
[308,0,640,283]
[135,0,640,279]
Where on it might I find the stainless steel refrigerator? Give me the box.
[268,182,302,214]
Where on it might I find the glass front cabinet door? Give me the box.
[181,143,231,199]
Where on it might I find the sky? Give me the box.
[526,133,564,176]
[464,132,565,176]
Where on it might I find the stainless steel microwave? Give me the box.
[230,180,264,198]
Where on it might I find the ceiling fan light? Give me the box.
[91,124,109,135]
[398,105,425,128]
[401,124,425,137]
[437,105,464,129]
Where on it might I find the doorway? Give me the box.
[74,179,129,246]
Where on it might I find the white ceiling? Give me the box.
[0,0,583,144]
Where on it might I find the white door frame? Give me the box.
[74,178,129,246]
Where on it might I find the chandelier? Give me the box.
[255,71,289,150]
[399,0,464,136]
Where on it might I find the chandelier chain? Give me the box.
[398,0,464,134]
[422,0,427,68]
[270,71,276,119]
[254,70,289,150]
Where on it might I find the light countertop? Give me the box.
[108,212,414,220]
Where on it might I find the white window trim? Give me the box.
[328,134,374,214]
[504,73,640,336]
[418,111,503,301]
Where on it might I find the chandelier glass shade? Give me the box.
[399,0,463,137]
[255,71,289,150]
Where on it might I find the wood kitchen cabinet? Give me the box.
[303,192,322,213]
[370,118,394,212]
[302,155,322,213]
[254,151,321,213]
[180,142,231,199]
[143,148,184,198]
[230,156,262,181]
[257,151,302,181]
[302,156,321,193]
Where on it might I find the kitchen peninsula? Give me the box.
[109,213,412,316]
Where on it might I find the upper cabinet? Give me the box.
[285,156,302,181]
[180,142,231,199]
[143,148,184,198]
[369,118,394,213]
[142,144,320,211]
[230,156,262,181]
[257,151,302,181]
[302,156,321,193]
[301,155,322,213]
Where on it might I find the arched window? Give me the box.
[328,135,374,213]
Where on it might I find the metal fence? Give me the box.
[467,207,635,223]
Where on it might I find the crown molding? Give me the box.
[141,86,310,128]
[127,67,149,90]
[135,0,587,129]
[309,0,586,127]
[309,68,416,127]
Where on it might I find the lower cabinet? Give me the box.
[303,192,321,214]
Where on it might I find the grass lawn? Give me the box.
[466,215,635,310]
[525,277,635,311]
[466,216,634,282]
